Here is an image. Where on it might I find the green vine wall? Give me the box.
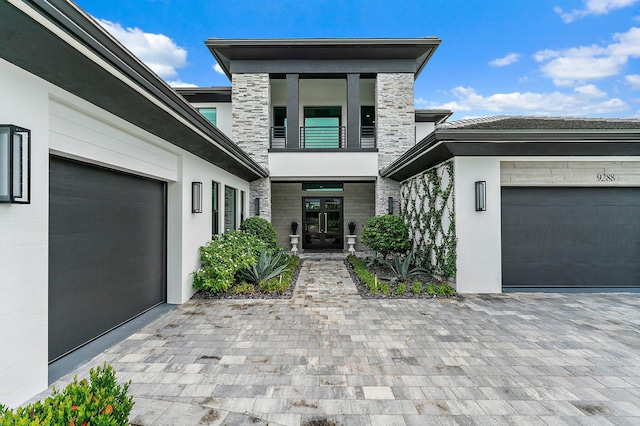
[400,160,457,278]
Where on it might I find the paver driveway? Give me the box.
[46,259,640,425]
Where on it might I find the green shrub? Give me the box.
[426,282,438,295]
[239,217,278,250]
[412,281,422,294]
[347,255,380,293]
[395,282,407,295]
[380,284,390,295]
[425,281,456,297]
[361,215,411,260]
[259,255,300,294]
[231,282,256,294]
[193,231,266,293]
[0,364,133,425]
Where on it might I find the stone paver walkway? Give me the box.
[44,258,640,425]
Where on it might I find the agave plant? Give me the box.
[238,249,289,286]
[382,254,429,285]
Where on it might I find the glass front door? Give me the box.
[303,197,343,250]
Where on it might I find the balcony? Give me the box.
[270,126,376,150]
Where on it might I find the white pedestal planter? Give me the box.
[289,235,300,255]
[346,235,357,253]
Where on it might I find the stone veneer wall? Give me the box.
[232,73,272,221]
[271,182,375,251]
[501,161,640,186]
[375,73,415,215]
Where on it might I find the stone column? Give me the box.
[375,73,415,215]
[232,73,272,221]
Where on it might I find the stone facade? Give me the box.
[232,73,272,219]
[250,178,272,222]
[501,161,640,186]
[271,182,375,251]
[375,73,415,215]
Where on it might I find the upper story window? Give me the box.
[198,108,217,126]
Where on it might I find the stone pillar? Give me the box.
[375,73,415,215]
[232,73,272,221]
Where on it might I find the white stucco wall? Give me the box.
[268,152,379,180]
[454,157,502,293]
[0,58,50,408]
[415,122,435,143]
[190,102,232,139]
[0,58,251,406]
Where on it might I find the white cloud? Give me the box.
[213,63,225,75]
[626,74,640,89]
[489,53,521,67]
[428,85,628,115]
[96,18,187,79]
[554,0,640,23]
[167,80,198,88]
[534,27,640,86]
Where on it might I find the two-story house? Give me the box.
[178,38,448,251]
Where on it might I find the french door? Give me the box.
[303,197,343,250]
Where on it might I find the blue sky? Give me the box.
[75,0,640,120]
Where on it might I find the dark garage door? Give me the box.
[49,156,166,361]
[502,187,640,290]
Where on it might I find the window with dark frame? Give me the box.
[212,181,220,236]
[224,186,237,232]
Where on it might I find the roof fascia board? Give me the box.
[436,129,640,142]
[381,129,640,181]
[18,0,267,179]
[230,59,416,75]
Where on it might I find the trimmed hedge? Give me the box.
[239,217,278,250]
[361,215,410,260]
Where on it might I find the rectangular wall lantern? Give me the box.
[0,125,30,204]
[192,182,203,213]
[254,197,260,216]
[388,197,394,214]
[475,181,486,211]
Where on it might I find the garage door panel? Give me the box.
[502,262,640,287]
[502,187,640,289]
[49,156,166,361]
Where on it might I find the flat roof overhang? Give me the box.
[1,0,267,181]
[381,129,640,182]
[205,38,441,79]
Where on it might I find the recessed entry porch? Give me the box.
[272,181,374,251]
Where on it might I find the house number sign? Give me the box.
[597,173,617,182]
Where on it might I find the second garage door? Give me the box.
[49,156,166,361]
[502,186,640,290]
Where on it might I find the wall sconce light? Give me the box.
[0,125,30,204]
[254,197,260,216]
[192,182,203,213]
[475,181,486,211]
[388,197,394,214]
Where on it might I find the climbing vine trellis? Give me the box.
[400,160,457,278]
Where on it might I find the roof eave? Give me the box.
[381,129,640,182]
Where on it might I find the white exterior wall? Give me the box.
[190,102,232,139]
[0,58,250,406]
[415,122,435,142]
[268,152,378,180]
[0,59,50,408]
[454,157,502,294]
